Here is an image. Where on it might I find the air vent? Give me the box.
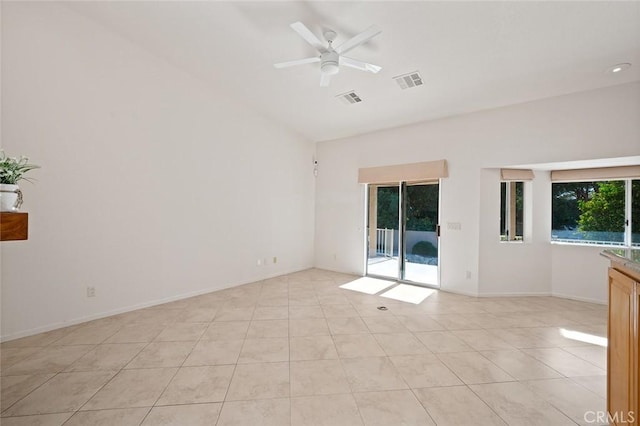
[336,91,363,105]
[393,71,423,90]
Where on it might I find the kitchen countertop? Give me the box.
[601,248,640,274]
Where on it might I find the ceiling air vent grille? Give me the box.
[336,91,363,105]
[393,71,423,90]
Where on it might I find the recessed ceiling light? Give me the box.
[607,63,631,74]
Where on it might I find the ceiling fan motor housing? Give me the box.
[321,51,340,75]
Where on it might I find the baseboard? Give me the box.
[1,286,233,342]
[469,290,606,305]
[551,292,607,305]
[476,291,552,298]
[0,265,311,343]
[313,263,364,277]
[439,288,479,298]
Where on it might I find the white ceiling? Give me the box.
[66,1,640,142]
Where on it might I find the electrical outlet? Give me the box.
[447,222,462,230]
[257,259,262,266]
[273,256,277,264]
[86,286,96,297]
[465,271,472,279]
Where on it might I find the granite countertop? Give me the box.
[601,248,640,274]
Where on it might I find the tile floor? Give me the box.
[0,269,608,425]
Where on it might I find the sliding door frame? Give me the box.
[364,180,441,289]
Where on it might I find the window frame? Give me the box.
[550,178,637,248]
[500,180,525,243]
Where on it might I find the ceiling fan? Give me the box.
[274,21,382,87]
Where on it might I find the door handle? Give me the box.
[437,225,440,237]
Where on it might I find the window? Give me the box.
[500,181,524,241]
[551,179,639,247]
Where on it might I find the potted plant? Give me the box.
[0,151,39,212]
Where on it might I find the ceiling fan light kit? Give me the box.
[274,21,382,87]
[321,51,340,75]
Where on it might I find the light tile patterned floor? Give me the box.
[1,269,608,425]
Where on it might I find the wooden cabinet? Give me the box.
[608,264,639,426]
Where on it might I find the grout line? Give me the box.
[0,371,59,416]
[465,383,517,425]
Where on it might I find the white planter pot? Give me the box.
[0,184,22,212]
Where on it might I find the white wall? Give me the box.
[315,82,640,302]
[0,3,315,340]
[478,169,552,297]
[551,245,611,303]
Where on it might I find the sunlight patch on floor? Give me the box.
[339,277,396,295]
[380,283,435,304]
[559,328,608,347]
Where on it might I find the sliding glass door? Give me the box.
[402,182,439,285]
[366,181,440,286]
[366,185,400,280]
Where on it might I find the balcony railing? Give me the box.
[376,228,394,258]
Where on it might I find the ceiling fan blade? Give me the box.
[320,72,331,87]
[340,57,382,74]
[290,21,327,53]
[274,57,320,69]
[335,25,381,55]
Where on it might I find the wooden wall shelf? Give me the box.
[0,212,28,241]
